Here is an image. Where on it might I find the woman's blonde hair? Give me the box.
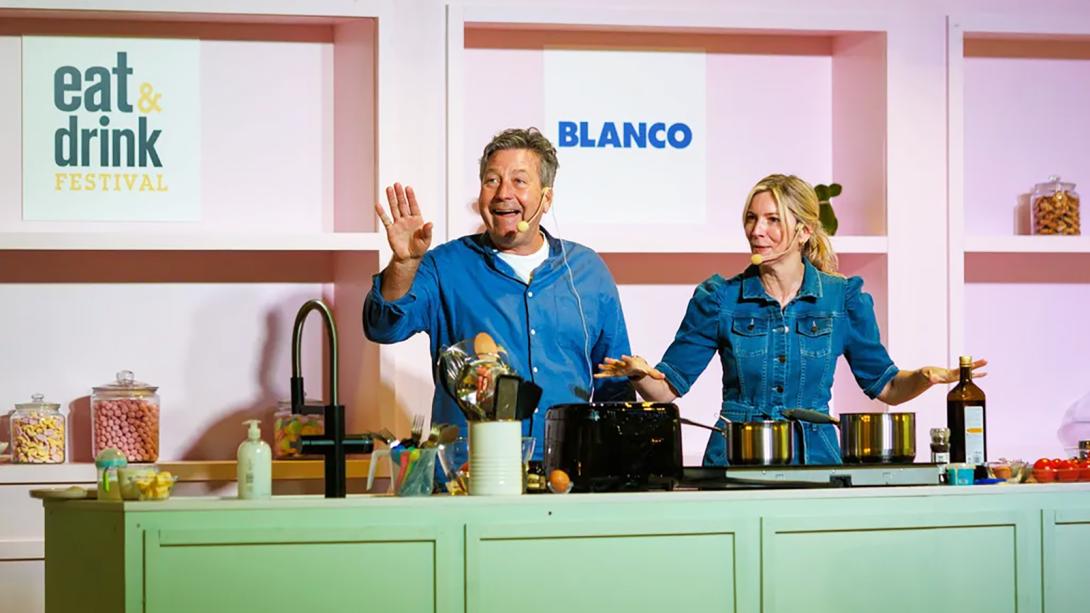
[742,174,840,275]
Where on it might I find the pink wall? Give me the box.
[964,253,1090,459]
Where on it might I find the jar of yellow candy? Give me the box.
[10,394,66,464]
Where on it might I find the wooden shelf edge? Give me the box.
[0,459,379,484]
[159,459,378,482]
[0,232,386,252]
[964,235,1090,254]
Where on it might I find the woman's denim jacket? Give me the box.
[655,260,899,466]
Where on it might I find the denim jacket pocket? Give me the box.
[796,316,833,357]
[731,316,769,358]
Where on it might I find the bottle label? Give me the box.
[932,451,950,464]
[964,405,985,465]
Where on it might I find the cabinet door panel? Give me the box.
[762,511,1039,613]
[145,526,458,613]
[467,519,758,613]
[1044,508,1090,613]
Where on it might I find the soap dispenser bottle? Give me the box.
[238,419,272,499]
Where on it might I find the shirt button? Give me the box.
[778,355,786,363]
[774,385,783,393]
[528,291,534,298]
[533,367,539,374]
[782,327,789,333]
[531,329,536,336]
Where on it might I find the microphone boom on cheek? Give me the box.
[750,226,803,266]
[516,190,549,233]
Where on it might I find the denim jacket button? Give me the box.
[777,355,786,363]
[774,385,783,393]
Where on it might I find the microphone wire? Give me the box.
[542,199,594,399]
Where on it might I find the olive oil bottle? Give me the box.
[947,355,986,464]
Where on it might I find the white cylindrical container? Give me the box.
[469,421,522,496]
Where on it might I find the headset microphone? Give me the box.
[750,226,803,266]
[516,188,551,233]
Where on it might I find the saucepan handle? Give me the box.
[678,416,727,435]
[782,408,840,426]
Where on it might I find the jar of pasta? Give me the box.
[1030,175,1081,235]
[10,394,66,464]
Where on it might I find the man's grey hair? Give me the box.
[478,127,559,188]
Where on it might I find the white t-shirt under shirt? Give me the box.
[496,234,550,284]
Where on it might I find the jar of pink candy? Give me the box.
[91,370,160,462]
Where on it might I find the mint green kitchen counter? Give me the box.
[43,483,1090,613]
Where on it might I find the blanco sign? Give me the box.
[22,36,201,221]
[544,49,706,224]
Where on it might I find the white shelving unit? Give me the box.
[949,12,1090,464]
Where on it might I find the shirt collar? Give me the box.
[741,259,823,302]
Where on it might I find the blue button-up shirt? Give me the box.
[363,230,633,457]
[656,260,899,466]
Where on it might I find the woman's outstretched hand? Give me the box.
[920,358,988,385]
[595,355,667,381]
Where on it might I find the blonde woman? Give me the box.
[598,174,985,465]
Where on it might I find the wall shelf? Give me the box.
[965,235,1090,254]
[0,232,386,252]
[559,227,887,254]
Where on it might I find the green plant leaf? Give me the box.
[814,184,829,201]
[819,202,839,236]
[829,183,842,198]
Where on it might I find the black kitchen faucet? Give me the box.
[290,299,374,498]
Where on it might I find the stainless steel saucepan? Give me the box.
[782,409,916,464]
[680,416,802,465]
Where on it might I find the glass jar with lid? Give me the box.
[10,393,66,464]
[1030,175,1081,235]
[91,370,160,462]
[273,400,323,459]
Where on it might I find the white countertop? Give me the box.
[44,481,1090,513]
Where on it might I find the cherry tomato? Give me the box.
[1054,459,1072,471]
[1034,458,1053,470]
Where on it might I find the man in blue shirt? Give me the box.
[364,128,633,455]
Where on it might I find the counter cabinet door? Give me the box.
[142,524,462,613]
[761,510,1040,613]
[1043,507,1090,613]
[465,518,760,613]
